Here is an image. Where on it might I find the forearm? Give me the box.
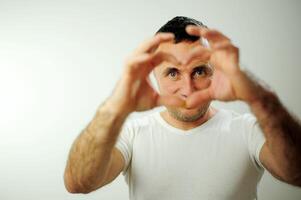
[242,70,301,182]
[64,99,129,193]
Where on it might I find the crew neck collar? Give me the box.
[153,108,225,136]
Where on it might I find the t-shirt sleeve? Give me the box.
[115,120,135,175]
[243,113,266,172]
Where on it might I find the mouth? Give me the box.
[179,101,198,110]
[180,105,198,111]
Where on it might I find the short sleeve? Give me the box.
[115,121,135,175]
[243,113,266,172]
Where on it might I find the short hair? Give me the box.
[156,16,207,43]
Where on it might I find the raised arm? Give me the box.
[184,25,301,186]
[64,99,129,194]
[247,75,301,186]
[63,33,185,194]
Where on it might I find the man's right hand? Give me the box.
[64,33,187,194]
[107,33,185,115]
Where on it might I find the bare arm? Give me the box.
[244,71,301,186]
[226,69,301,186]
[184,26,301,186]
[63,33,184,194]
[64,99,129,193]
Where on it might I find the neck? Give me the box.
[160,106,217,131]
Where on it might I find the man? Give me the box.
[63,16,301,199]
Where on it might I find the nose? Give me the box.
[180,76,195,99]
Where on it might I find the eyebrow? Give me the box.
[162,64,209,75]
[162,67,178,76]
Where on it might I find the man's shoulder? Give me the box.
[219,109,257,129]
[220,109,255,120]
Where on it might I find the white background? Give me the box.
[0,0,300,199]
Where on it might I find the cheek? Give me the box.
[159,79,179,94]
[195,78,212,90]
[158,77,212,94]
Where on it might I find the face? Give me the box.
[153,40,213,122]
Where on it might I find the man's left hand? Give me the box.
[183,25,259,108]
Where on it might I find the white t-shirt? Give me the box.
[115,108,266,200]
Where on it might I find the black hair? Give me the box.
[156,16,207,43]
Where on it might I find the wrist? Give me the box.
[93,100,130,144]
[231,69,264,104]
[99,97,133,118]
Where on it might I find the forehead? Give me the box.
[157,40,200,61]
[154,39,209,73]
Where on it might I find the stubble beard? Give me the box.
[167,102,211,122]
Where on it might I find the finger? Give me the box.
[150,51,181,68]
[182,45,212,65]
[125,54,158,80]
[186,25,230,41]
[125,53,151,71]
[144,78,186,108]
[136,78,160,110]
[140,51,181,77]
[155,94,186,108]
[211,40,232,49]
[210,41,239,66]
[185,89,212,108]
[185,25,205,37]
[135,33,175,54]
[202,30,231,43]
[126,51,181,79]
[186,25,230,45]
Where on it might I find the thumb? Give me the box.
[186,89,212,108]
[155,94,186,108]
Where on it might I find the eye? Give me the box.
[167,68,178,79]
[169,70,177,77]
[192,67,206,78]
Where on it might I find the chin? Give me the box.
[179,106,199,114]
[168,103,210,122]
